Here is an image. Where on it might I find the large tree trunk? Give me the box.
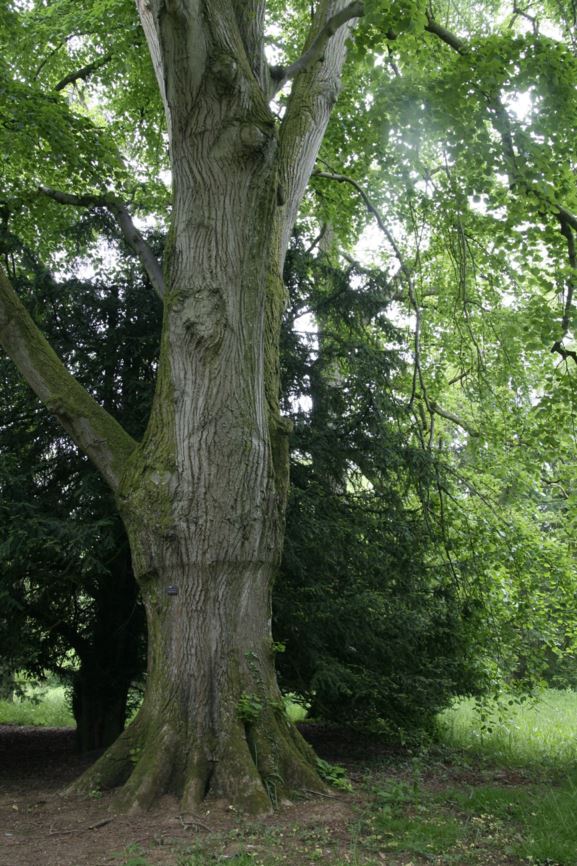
[66,15,323,810]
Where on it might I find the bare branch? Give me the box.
[54,54,112,91]
[270,1,364,93]
[312,167,428,408]
[313,169,411,280]
[0,264,137,490]
[38,187,165,300]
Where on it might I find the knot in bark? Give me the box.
[213,53,238,89]
[239,123,269,152]
[179,285,227,353]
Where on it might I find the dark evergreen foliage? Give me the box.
[275,238,481,737]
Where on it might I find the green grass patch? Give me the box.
[437,688,577,770]
[0,683,74,727]
[450,776,577,865]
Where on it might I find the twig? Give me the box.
[48,815,116,836]
[303,788,343,799]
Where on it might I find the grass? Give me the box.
[0,682,74,727]
[437,688,577,770]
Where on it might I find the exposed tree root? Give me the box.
[64,706,327,815]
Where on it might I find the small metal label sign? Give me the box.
[166,585,179,596]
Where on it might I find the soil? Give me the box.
[0,723,391,866]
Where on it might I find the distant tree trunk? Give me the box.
[72,676,129,754]
[0,671,14,702]
[71,544,144,753]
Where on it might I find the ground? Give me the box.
[3,718,575,866]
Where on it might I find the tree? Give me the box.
[0,0,369,812]
[3,0,577,815]
[274,238,482,736]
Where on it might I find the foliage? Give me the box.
[236,693,264,725]
[0,224,160,748]
[275,237,484,737]
[315,758,352,791]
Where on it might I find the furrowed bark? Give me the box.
[232,0,267,88]
[0,265,136,490]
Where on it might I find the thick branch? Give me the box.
[0,265,137,491]
[424,13,466,54]
[558,214,577,335]
[38,187,164,300]
[54,54,112,92]
[270,1,364,93]
[232,0,268,89]
[277,0,360,260]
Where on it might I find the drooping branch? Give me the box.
[313,169,411,281]
[54,54,112,92]
[270,1,364,94]
[0,265,137,491]
[424,13,577,362]
[313,168,479,436]
[313,167,421,400]
[38,187,164,300]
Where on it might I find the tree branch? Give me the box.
[0,265,137,491]
[429,401,479,436]
[232,0,268,90]
[54,54,112,92]
[313,167,431,411]
[423,13,577,359]
[270,1,364,94]
[277,0,361,259]
[38,187,165,300]
[424,13,466,54]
